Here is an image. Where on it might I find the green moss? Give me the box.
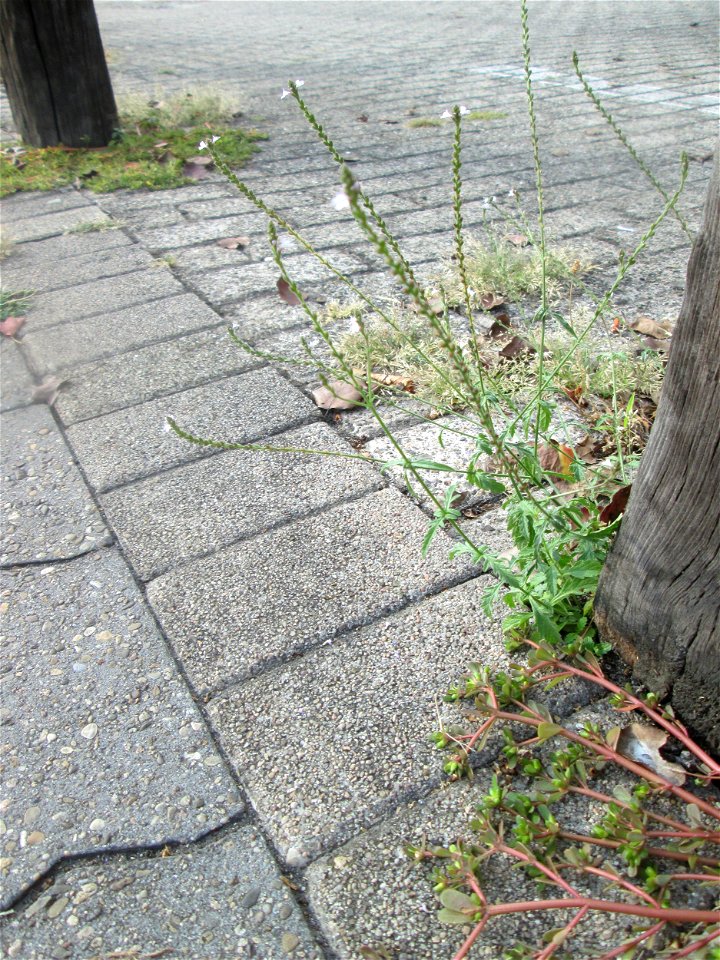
[406,117,444,129]
[0,125,265,198]
[466,110,507,122]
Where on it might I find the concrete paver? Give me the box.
[0,406,111,565]
[65,367,317,492]
[148,487,476,694]
[101,421,383,581]
[0,551,244,910]
[0,342,34,413]
[0,245,155,296]
[2,824,322,959]
[3,208,113,245]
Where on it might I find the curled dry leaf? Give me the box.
[538,442,575,478]
[352,369,415,393]
[0,315,26,338]
[642,335,671,354]
[31,375,66,406]
[217,236,251,250]
[499,335,535,360]
[574,433,604,462]
[611,722,687,785]
[311,380,364,410]
[277,277,301,306]
[486,313,513,339]
[182,156,213,180]
[599,484,632,524]
[563,385,587,407]
[480,292,506,310]
[629,315,672,339]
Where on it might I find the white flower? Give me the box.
[211,135,221,144]
[459,105,469,116]
[277,233,296,253]
[198,140,208,151]
[163,419,173,434]
[295,79,305,87]
[280,89,290,100]
[440,109,452,120]
[330,188,351,211]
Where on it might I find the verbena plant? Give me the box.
[167,2,716,956]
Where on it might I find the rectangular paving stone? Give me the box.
[21,293,223,377]
[135,213,269,251]
[1,406,111,565]
[3,825,322,960]
[0,227,133,267]
[0,551,244,909]
[0,244,155,295]
[0,341,34,412]
[148,487,475,695]
[305,768,632,960]
[24,267,185,330]
[1,189,94,222]
[4,207,113,244]
[102,421,384,581]
[65,367,318,492]
[54,323,261,426]
[207,578,504,864]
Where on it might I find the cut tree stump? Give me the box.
[0,0,117,148]
[595,145,720,752]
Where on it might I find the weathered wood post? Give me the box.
[594,145,720,752]
[0,0,117,147]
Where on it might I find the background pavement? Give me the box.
[1,2,718,958]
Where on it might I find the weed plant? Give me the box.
[166,2,715,955]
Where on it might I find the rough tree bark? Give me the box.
[595,145,720,753]
[0,0,117,147]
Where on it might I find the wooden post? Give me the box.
[594,145,720,751]
[0,0,117,147]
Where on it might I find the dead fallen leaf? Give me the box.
[505,233,529,247]
[311,380,364,410]
[574,433,604,462]
[182,156,213,180]
[599,484,632,524]
[629,315,671,339]
[357,114,369,123]
[563,385,587,407]
[486,314,513,339]
[499,335,535,360]
[0,316,26,338]
[642,336,671,354]
[611,317,622,333]
[217,236,251,250]
[538,442,575,478]
[613,723,686,785]
[352,369,415,393]
[31,375,66,406]
[277,277,301,306]
[480,292,506,310]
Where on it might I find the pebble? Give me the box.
[241,887,261,909]
[46,896,69,919]
[89,818,106,832]
[278,904,293,920]
[281,933,300,953]
[23,807,41,826]
[26,831,45,845]
[80,723,98,740]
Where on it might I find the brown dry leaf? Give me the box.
[357,114,369,123]
[538,442,575,478]
[31,375,66,406]
[182,156,213,180]
[277,278,301,306]
[499,335,535,360]
[0,315,26,338]
[480,292,506,310]
[629,315,671,339]
[311,380,364,410]
[505,233,529,247]
[613,723,686,785]
[642,336,671,354]
[217,236,251,250]
[486,313,513,339]
[562,385,586,407]
[574,434,603,462]
[352,369,415,393]
[599,484,632,524]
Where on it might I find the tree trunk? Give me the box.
[0,0,117,147]
[594,145,720,752]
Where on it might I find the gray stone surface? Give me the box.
[24,267,184,331]
[0,342,34,412]
[0,245,155,296]
[148,487,475,695]
[102,422,383,581]
[53,323,261,426]
[0,228,133,269]
[0,550,244,909]
[4,208,113,245]
[207,578,503,863]
[20,293,223,377]
[220,292,312,341]
[134,213,269,251]
[2,825,322,960]
[0,190,94,223]
[65,367,317,492]
[0,406,111,565]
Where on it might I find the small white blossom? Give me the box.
[198,139,208,151]
[277,233,296,253]
[211,135,221,144]
[295,79,305,87]
[280,88,290,100]
[440,109,452,120]
[330,188,351,211]
[459,105,470,116]
[163,419,173,434]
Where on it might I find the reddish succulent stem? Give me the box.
[593,921,665,960]
[567,784,711,836]
[668,926,720,958]
[564,863,659,907]
[483,897,720,923]
[557,830,720,868]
